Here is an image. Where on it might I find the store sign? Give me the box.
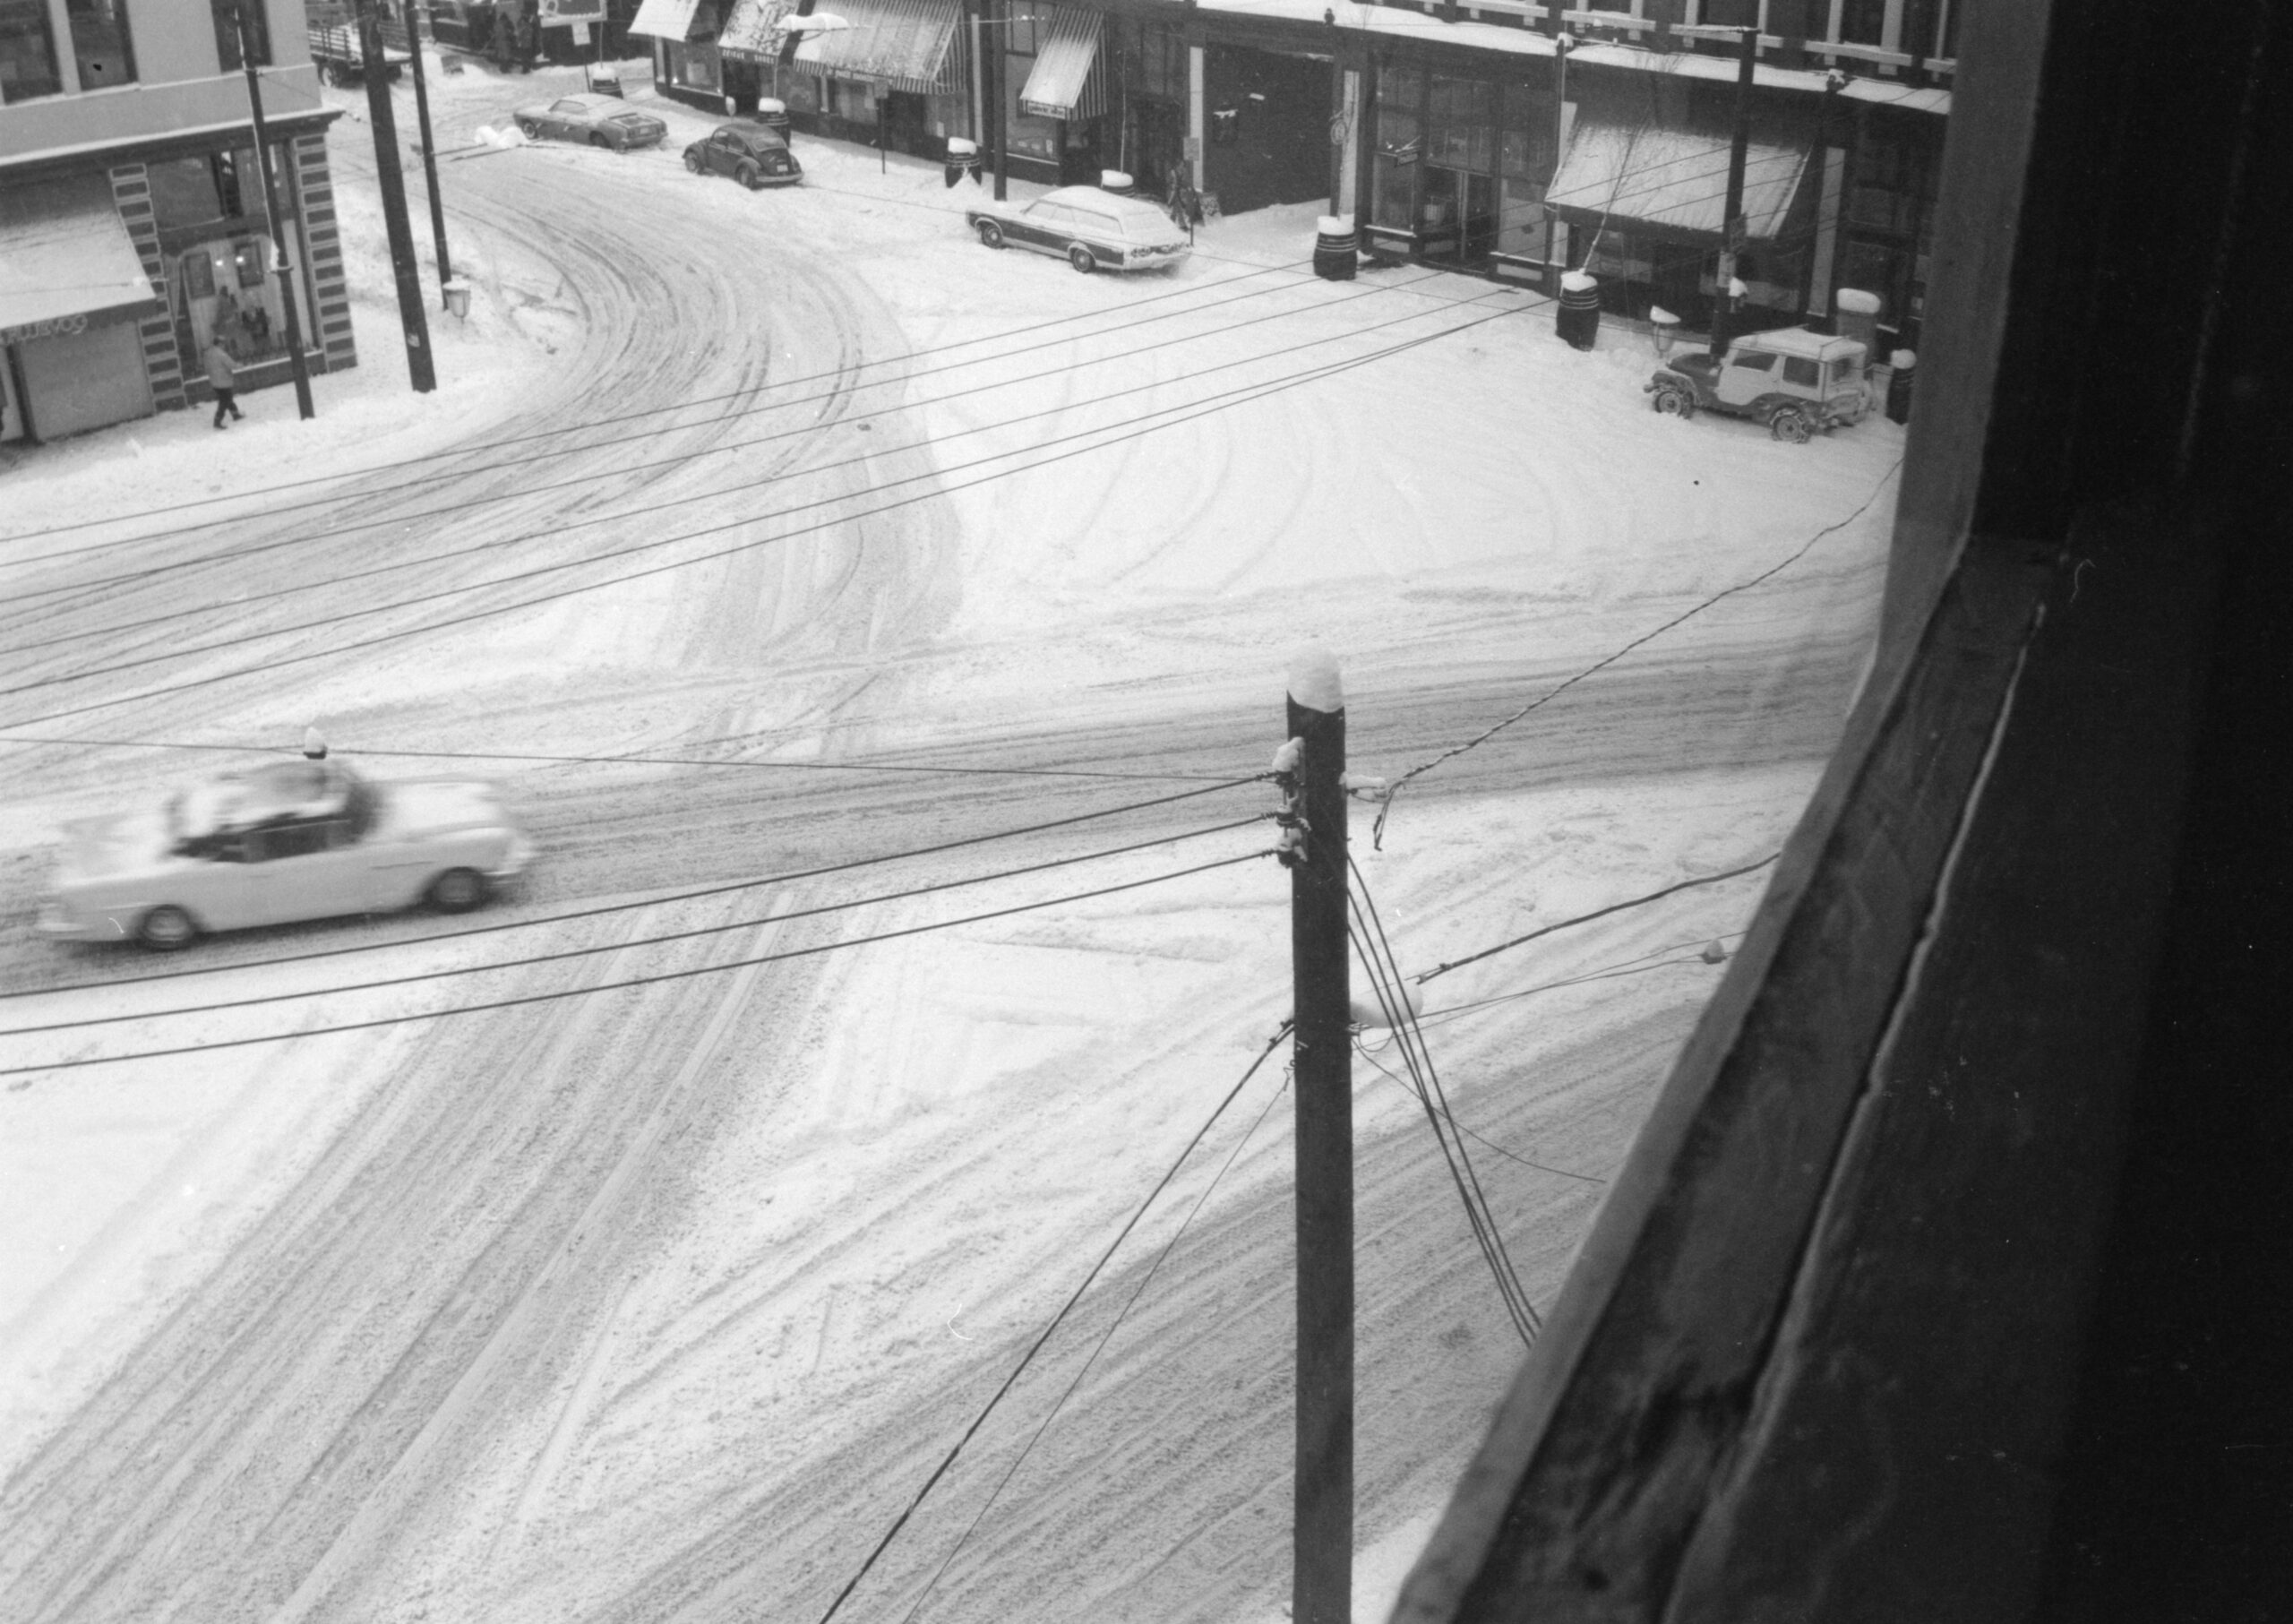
[1,312,93,346]
[537,0,605,23]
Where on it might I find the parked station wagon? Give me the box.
[1645,327,1871,443]
[965,185,1191,274]
[37,754,536,950]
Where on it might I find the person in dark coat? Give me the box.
[203,339,244,429]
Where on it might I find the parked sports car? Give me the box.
[512,93,666,150]
[683,121,803,189]
[965,185,1191,274]
[36,754,537,950]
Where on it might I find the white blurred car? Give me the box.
[37,756,536,950]
[965,185,1191,274]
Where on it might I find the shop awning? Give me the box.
[628,0,714,41]
[0,175,159,346]
[717,0,794,59]
[791,0,964,94]
[1018,5,1102,120]
[1545,121,1807,240]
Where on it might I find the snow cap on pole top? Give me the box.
[1286,645,1344,714]
[302,726,328,760]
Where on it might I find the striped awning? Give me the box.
[717,0,794,59]
[1018,5,1102,120]
[791,0,964,94]
[0,176,160,345]
[1546,121,1807,240]
[628,0,711,40]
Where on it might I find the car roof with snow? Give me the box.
[1734,327,1867,360]
[176,760,356,838]
[1038,187,1181,233]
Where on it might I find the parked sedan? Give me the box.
[683,121,803,189]
[513,93,666,150]
[36,755,537,950]
[966,185,1191,274]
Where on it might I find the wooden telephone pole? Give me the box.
[1282,647,1353,1624]
[230,1,314,417]
[356,0,436,392]
[1711,21,1757,357]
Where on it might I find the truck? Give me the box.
[305,5,411,84]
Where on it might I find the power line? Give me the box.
[0,258,1319,551]
[0,729,1240,785]
[1371,454,1902,846]
[0,298,1533,731]
[1,266,1476,589]
[1414,933,1747,1027]
[0,817,1264,1036]
[1415,855,1779,982]
[3,277,1498,649]
[2,776,1261,1001]
[811,1023,1294,1624]
[1353,1038,1605,1186]
[893,1042,1294,1624]
[0,850,1270,1078]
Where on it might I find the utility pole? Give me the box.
[1280,646,1352,1624]
[1712,21,1756,357]
[990,0,1008,200]
[405,0,454,307]
[356,0,435,391]
[232,1,315,418]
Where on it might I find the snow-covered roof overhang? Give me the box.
[0,174,161,344]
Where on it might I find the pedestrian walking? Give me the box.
[204,339,244,429]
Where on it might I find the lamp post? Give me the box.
[229,0,315,419]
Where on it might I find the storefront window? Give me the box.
[1837,0,1887,47]
[66,0,133,87]
[149,155,228,228]
[1,0,64,101]
[1370,64,1422,231]
[1701,0,1758,25]
[1003,47,1057,162]
[211,0,270,70]
[1427,76,1490,172]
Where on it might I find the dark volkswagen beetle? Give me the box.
[683,122,803,189]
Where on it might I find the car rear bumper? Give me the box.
[487,833,538,882]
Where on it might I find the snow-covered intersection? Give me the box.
[0,62,1899,1624]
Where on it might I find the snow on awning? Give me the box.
[717,0,794,60]
[1018,5,1102,120]
[1545,121,1807,240]
[792,0,964,94]
[0,175,159,345]
[628,0,711,41]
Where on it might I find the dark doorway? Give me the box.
[1202,45,1331,213]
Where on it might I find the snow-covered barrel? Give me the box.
[1834,286,1882,357]
[1885,347,1917,424]
[944,134,980,188]
[1099,168,1134,194]
[1648,303,1681,357]
[1313,213,1358,281]
[1557,270,1601,350]
[752,97,791,138]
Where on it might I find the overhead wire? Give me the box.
[0,296,1535,730]
[892,1041,1295,1624]
[1,775,1262,1001]
[1370,453,1903,846]
[0,264,1475,585]
[0,849,1272,1078]
[2,274,1499,646]
[1414,854,1779,982]
[810,1023,1294,1624]
[0,815,1265,1036]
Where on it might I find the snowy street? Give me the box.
[1,58,1899,1624]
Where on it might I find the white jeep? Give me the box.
[1645,327,1872,443]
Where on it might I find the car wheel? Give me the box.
[429,868,487,914]
[137,905,197,952]
[1769,405,1816,444]
[1068,245,1097,275]
[588,133,610,150]
[975,219,1005,250]
[735,160,763,190]
[683,148,705,174]
[1651,382,1696,418]
[517,117,539,139]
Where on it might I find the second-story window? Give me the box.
[1834,0,1887,47]
[212,0,271,70]
[67,0,136,88]
[0,0,65,101]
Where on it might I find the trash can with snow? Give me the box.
[944,134,981,188]
[1313,214,1358,281]
[1885,348,1917,424]
[1100,168,1135,195]
[752,98,792,139]
[1834,288,1882,358]
[1557,271,1601,350]
[1648,304,1681,359]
